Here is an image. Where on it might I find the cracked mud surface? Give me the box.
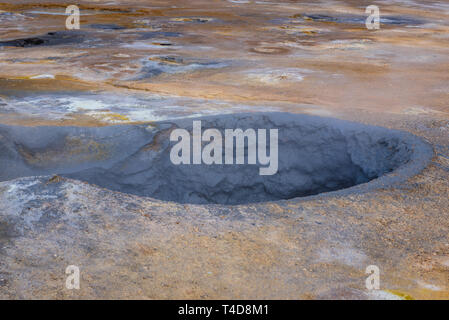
[0,0,448,299]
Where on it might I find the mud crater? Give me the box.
[0,113,432,204]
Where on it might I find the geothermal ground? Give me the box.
[0,0,448,299]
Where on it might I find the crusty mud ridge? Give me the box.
[0,113,432,205]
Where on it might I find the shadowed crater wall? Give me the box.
[0,113,432,204]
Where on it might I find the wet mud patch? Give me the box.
[295,13,426,27]
[0,113,432,205]
[135,55,228,80]
[0,31,87,48]
[88,24,126,30]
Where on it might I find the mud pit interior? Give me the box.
[0,113,431,205]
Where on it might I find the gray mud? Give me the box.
[0,113,433,204]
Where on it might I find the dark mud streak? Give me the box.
[88,24,126,30]
[297,13,426,26]
[0,31,87,47]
